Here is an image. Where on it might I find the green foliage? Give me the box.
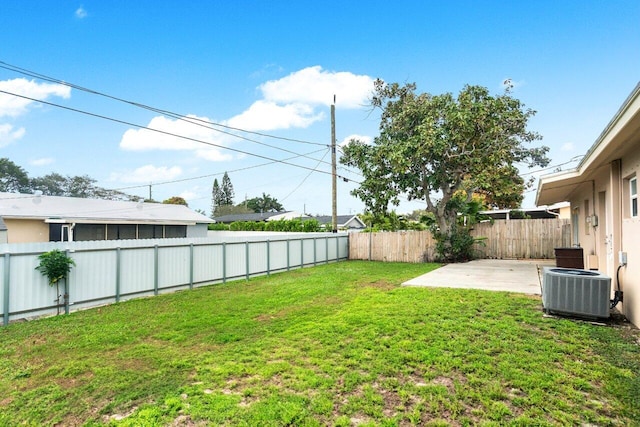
[228,219,321,232]
[432,226,485,262]
[509,209,531,219]
[359,211,427,232]
[0,158,138,201]
[245,193,284,213]
[210,178,222,218]
[35,250,75,287]
[341,80,550,257]
[208,223,230,231]
[0,158,32,193]
[431,194,489,262]
[220,172,234,206]
[162,196,188,206]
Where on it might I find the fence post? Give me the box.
[245,241,250,280]
[115,247,121,303]
[64,249,71,315]
[287,240,291,271]
[189,243,194,289]
[325,236,329,264]
[154,245,159,296]
[3,253,10,326]
[300,238,304,268]
[336,235,339,260]
[266,240,271,277]
[313,238,317,266]
[222,242,227,284]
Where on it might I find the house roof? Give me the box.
[480,202,569,220]
[0,193,213,225]
[536,82,640,206]
[314,215,366,228]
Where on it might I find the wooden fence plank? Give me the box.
[349,219,570,263]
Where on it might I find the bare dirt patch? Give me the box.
[360,280,396,291]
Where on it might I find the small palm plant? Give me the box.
[35,249,75,314]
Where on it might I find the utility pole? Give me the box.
[148,183,152,201]
[331,95,337,233]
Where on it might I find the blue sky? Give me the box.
[1,1,638,216]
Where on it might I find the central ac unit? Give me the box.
[542,267,611,318]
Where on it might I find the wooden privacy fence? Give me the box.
[1,232,348,325]
[349,218,571,263]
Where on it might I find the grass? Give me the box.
[1,260,639,426]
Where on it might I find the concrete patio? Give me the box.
[402,259,555,295]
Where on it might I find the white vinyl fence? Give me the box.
[1,232,348,325]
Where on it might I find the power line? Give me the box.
[520,156,584,177]
[280,149,331,203]
[0,60,327,148]
[0,89,354,181]
[112,148,329,191]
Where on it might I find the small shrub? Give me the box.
[35,249,75,287]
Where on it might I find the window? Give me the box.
[74,224,106,241]
[632,177,638,218]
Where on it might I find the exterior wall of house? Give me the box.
[187,223,209,238]
[3,219,49,243]
[565,153,640,326]
[620,150,640,326]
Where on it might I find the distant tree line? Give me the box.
[0,158,142,201]
[0,158,189,206]
[210,172,285,218]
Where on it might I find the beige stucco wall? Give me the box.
[566,154,640,326]
[3,218,49,243]
[620,150,640,326]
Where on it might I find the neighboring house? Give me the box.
[480,202,571,220]
[212,211,308,224]
[536,82,640,327]
[315,215,366,230]
[0,192,213,243]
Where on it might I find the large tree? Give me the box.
[210,178,222,218]
[220,172,234,206]
[341,80,549,260]
[0,158,30,193]
[245,193,284,213]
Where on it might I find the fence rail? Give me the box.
[1,233,348,325]
[349,219,571,263]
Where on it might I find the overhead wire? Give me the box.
[112,148,329,191]
[0,89,360,183]
[280,148,331,203]
[0,61,327,147]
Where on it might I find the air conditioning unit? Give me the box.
[542,267,611,319]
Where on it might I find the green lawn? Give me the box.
[1,261,639,426]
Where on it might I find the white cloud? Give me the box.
[561,142,575,152]
[120,114,232,161]
[178,190,198,201]
[340,134,372,147]
[75,6,88,19]
[118,67,374,160]
[109,164,183,183]
[0,78,71,118]
[30,157,55,166]
[260,66,374,109]
[227,100,324,131]
[0,123,26,146]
